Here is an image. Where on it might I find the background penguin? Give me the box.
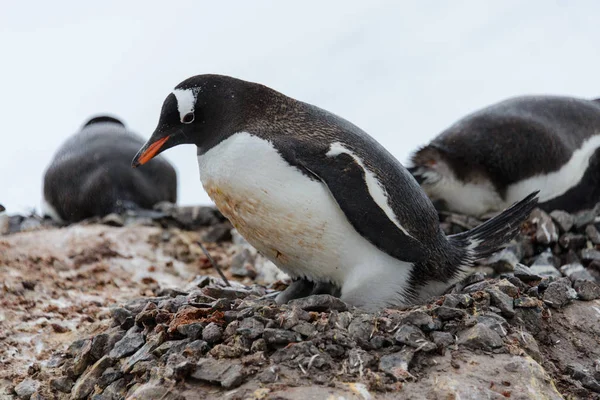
[0,204,7,235]
[43,115,178,223]
[132,74,538,311]
[408,95,600,217]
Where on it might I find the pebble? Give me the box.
[476,313,509,337]
[229,249,257,278]
[202,222,233,243]
[558,233,587,250]
[560,263,595,282]
[529,251,561,278]
[514,296,540,308]
[191,358,244,389]
[109,328,145,359]
[201,322,223,344]
[457,323,504,351]
[573,279,600,300]
[378,348,415,381]
[50,376,74,393]
[543,278,578,309]
[292,321,317,337]
[585,224,600,244]
[486,288,515,318]
[485,246,520,272]
[399,310,439,332]
[573,203,600,229]
[97,368,123,389]
[580,248,600,263]
[71,356,114,399]
[289,294,348,312]
[550,210,575,232]
[442,294,473,308]
[495,279,519,298]
[513,263,542,282]
[435,306,467,321]
[462,280,491,293]
[14,379,40,399]
[237,317,265,339]
[430,331,455,348]
[263,328,300,346]
[394,324,436,351]
[177,323,204,340]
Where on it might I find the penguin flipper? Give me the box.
[287,148,429,264]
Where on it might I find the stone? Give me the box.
[71,356,114,399]
[97,367,123,389]
[72,339,93,376]
[529,251,561,278]
[508,331,542,362]
[202,322,223,344]
[435,306,467,321]
[476,313,509,337]
[543,278,578,309]
[101,213,124,227]
[560,263,595,282]
[109,328,145,358]
[457,323,504,351]
[292,321,317,337]
[165,354,195,380]
[573,279,600,300]
[550,210,575,232]
[394,324,436,351]
[251,338,267,352]
[347,315,373,346]
[496,279,520,298]
[191,358,244,389]
[585,224,600,244]
[431,331,455,348]
[122,331,165,373]
[236,317,264,339]
[202,222,232,243]
[110,307,134,329]
[485,246,520,272]
[14,379,40,399]
[176,323,204,340]
[378,348,415,381]
[153,339,191,358]
[442,294,473,308]
[399,310,439,332]
[530,208,559,244]
[462,280,491,293]
[486,288,515,318]
[574,203,600,229]
[101,378,127,400]
[559,233,587,250]
[230,248,257,278]
[263,328,299,346]
[184,340,210,358]
[289,294,348,312]
[50,376,73,393]
[580,248,600,263]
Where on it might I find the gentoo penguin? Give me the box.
[43,115,178,223]
[132,74,538,311]
[408,95,600,217]
[0,204,7,235]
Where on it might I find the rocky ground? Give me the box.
[1,204,600,399]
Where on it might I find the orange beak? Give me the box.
[132,136,170,168]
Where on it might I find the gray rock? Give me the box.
[550,210,575,232]
[109,327,145,358]
[435,306,467,321]
[251,338,267,352]
[292,321,316,337]
[202,322,223,344]
[71,356,114,399]
[97,367,123,389]
[514,296,540,308]
[50,376,73,393]
[559,233,587,250]
[258,366,279,383]
[90,333,109,360]
[431,331,455,348]
[442,294,473,308]
[122,331,165,373]
[508,331,542,362]
[72,339,93,376]
[530,251,561,278]
[580,248,600,263]
[100,378,127,400]
[191,358,244,389]
[177,323,204,340]
[574,203,600,229]
[530,208,559,244]
[263,328,299,346]
[201,286,249,300]
[458,323,504,351]
[236,317,264,339]
[485,246,520,272]
[560,262,595,282]
[230,248,257,278]
[573,279,600,300]
[462,280,491,293]
[347,315,373,346]
[14,379,40,399]
[202,222,232,243]
[289,294,348,312]
[476,313,509,337]
[486,288,515,318]
[495,279,520,298]
[543,278,578,309]
[461,272,485,286]
[399,310,439,332]
[164,354,195,380]
[110,307,134,329]
[379,348,415,381]
[153,339,191,357]
[395,324,436,351]
[585,224,600,244]
[184,340,210,358]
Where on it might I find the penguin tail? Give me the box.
[448,191,539,263]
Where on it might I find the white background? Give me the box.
[2,1,600,213]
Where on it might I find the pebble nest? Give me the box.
[4,204,600,399]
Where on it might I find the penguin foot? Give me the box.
[275,279,342,304]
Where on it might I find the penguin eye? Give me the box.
[182,112,195,124]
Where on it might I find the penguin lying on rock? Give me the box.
[409,95,600,217]
[43,115,178,223]
[133,74,538,311]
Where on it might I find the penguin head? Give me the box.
[0,204,5,213]
[133,74,253,167]
[83,115,125,128]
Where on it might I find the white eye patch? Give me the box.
[172,88,200,122]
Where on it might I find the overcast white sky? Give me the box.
[2,1,600,214]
